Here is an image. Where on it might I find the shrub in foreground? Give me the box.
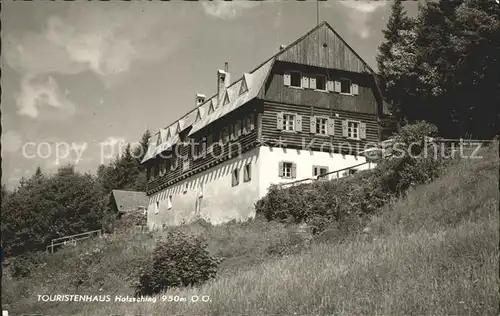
[134,230,221,296]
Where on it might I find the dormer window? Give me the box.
[240,78,248,95]
[223,92,230,106]
[208,100,216,114]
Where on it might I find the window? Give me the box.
[206,135,213,153]
[347,121,360,139]
[235,120,242,138]
[290,72,301,87]
[315,117,328,135]
[154,162,159,178]
[279,161,296,179]
[340,78,352,94]
[167,196,172,210]
[349,169,358,176]
[232,168,240,187]
[283,113,295,131]
[182,158,190,172]
[313,166,329,179]
[245,114,255,132]
[221,127,230,143]
[315,75,327,91]
[244,163,251,182]
[155,201,159,215]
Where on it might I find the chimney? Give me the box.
[279,44,286,50]
[217,62,230,104]
[196,94,206,106]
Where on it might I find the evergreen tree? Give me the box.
[34,166,43,177]
[376,0,414,121]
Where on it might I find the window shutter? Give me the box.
[342,120,348,137]
[284,73,291,86]
[334,81,341,93]
[312,166,316,177]
[278,162,284,177]
[302,76,309,89]
[309,77,317,90]
[250,114,255,130]
[310,116,316,133]
[295,115,302,132]
[291,163,297,178]
[360,122,367,139]
[352,83,359,95]
[230,125,235,140]
[327,80,334,92]
[276,112,284,130]
[327,118,335,136]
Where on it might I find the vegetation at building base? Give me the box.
[255,121,450,233]
[2,141,497,315]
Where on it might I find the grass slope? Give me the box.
[3,146,499,315]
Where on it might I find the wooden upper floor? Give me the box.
[142,21,394,194]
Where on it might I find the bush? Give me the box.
[134,230,221,296]
[255,121,451,233]
[1,165,114,257]
[9,252,48,278]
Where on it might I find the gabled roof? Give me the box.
[188,58,274,136]
[111,190,148,213]
[142,21,382,164]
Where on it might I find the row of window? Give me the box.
[231,163,252,187]
[194,113,255,158]
[277,112,367,140]
[279,162,357,180]
[152,163,252,214]
[148,114,256,181]
[284,71,359,95]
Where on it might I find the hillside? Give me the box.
[2,144,499,315]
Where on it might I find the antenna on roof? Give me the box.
[316,0,319,26]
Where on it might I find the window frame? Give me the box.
[314,75,327,92]
[346,120,361,140]
[281,161,294,179]
[232,168,240,187]
[282,112,296,132]
[313,165,329,180]
[340,78,353,95]
[289,71,302,88]
[314,116,329,136]
[243,163,252,182]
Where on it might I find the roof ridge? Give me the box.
[157,22,326,133]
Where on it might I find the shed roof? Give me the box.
[111,190,148,213]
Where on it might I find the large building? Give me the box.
[142,21,392,230]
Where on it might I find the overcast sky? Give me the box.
[1,0,420,190]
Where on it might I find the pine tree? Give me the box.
[134,129,151,171]
[377,0,412,78]
[35,166,43,177]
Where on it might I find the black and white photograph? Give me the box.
[1,0,499,315]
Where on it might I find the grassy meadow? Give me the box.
[3,144,499,315]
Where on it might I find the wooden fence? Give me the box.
[46,229,102,253]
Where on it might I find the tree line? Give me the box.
[1,130,151,257]
[377,0,499,139]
